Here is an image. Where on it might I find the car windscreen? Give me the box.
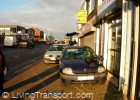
[48,45,63,51]
[63,47,97,60]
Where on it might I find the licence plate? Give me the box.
[51,58,56,60]
[78,76,94,80]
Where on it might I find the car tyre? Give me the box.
[18,45,21,48]
[44,61,50,65]
[61,78,70,86]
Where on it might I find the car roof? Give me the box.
[53,44,66,46]
[65,46,90,49]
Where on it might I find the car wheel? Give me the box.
[98,78,106,84]
[28,45,31,48]
[61,78,70,86]
[29,46,32,48]
[29,45,33,49]
[44,61,50,65]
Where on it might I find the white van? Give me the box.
[4,36,17,47]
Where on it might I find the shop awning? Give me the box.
[66,32,78,37]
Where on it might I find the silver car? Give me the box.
[44,44,66,64]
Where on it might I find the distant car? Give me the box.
[46,41,52,45]
[4,36,17,47]
[59,46,107,85]
[18,40,35,48]
[44,44,66,63]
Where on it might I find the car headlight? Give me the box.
[44,55,49,57]
[59,60,62,65]
[62,67,73,74]
[98,66,106,73]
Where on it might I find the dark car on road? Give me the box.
[59,46,107,85]
[18,40,35,48]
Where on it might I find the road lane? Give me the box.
[1,60,125,100]
[4,60,125,100]
[2,44,49,81]
[1,46,125,100]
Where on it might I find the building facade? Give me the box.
[130,0,140,99]
[0,25,25,36]
[77,0,140,99]
[77,0,96,51]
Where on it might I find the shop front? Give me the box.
[137,45,140,99]
[135,1,140,99]
[78,23,96,51]
[107,15,122,79]
[93,0,122,87]
[126,0,140,99]
[92,0,139,99]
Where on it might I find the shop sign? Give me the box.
[77,10,87,24]
[98,0,116,16]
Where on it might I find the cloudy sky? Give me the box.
[0,0,84,40]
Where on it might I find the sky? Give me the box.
[0,0,84,40]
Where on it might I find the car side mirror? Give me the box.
[99,56,103,61]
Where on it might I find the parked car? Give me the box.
[59,46,107,85]
[18,40,35,48]
[46,41,52,45]
[44,44,66,64]
[4,36,17,47]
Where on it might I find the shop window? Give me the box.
[107,16,122,77]
[10,28,16,33]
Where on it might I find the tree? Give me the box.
[48,34,54,42]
